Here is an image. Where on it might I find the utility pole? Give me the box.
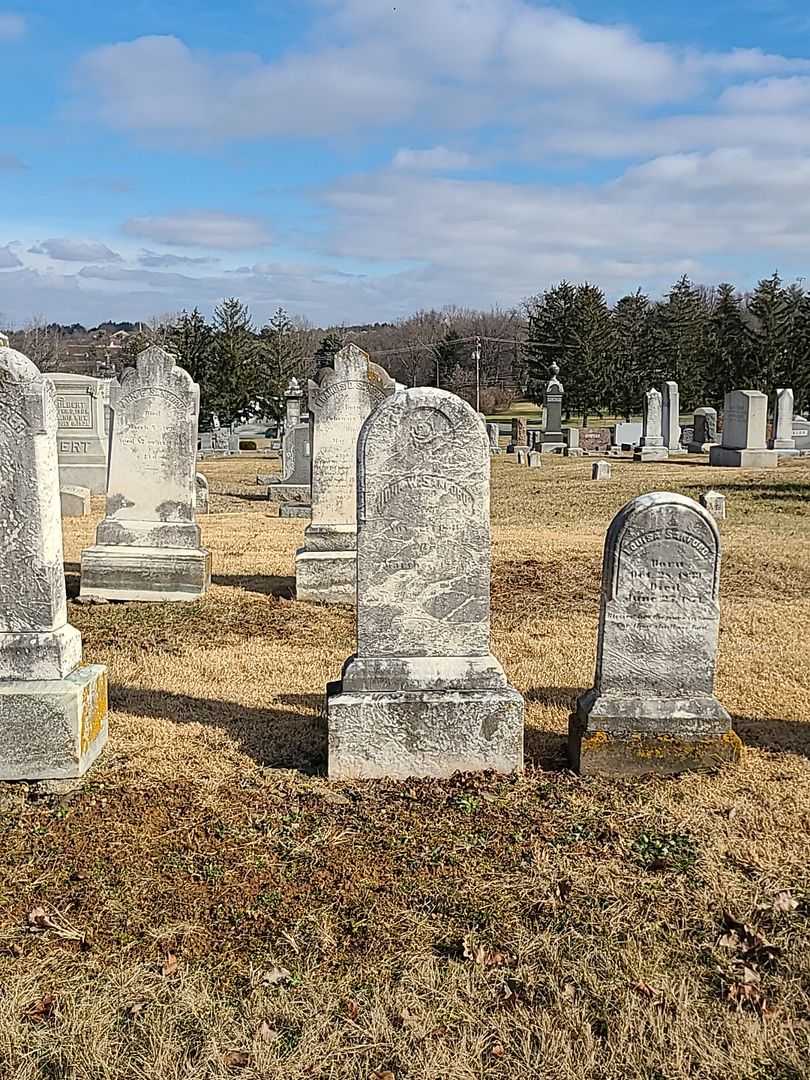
[473,336,481,413]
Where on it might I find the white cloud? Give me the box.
[0,244,22,269]
[29,238,123,262]
[138,249,219,268]
[393,147,474,171]
[0,12,25,40]
[122,212,271,250]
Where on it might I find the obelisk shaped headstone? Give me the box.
[80,346,211,601]
[661,380,685,454]
[0,344,108,780]
[295,343,395,604]
[328,386,524,778]
[634,389,667,461]
[541,362,565,452]
[569,492,741,776]
[770,388,796,452]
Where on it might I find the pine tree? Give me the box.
[568,283,611,425]
[524,281,578,403]
[259,307,311,421]
[169,309,215,423]
[609,291,654,419]
[651,276,710,410]
[745,273,792,394]
[432,328,466,389]
[210,298,260,424]
[706,285,747,410]
[313,332,343,369]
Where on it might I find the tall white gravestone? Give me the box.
[634,389,667,461]
[266,377,311,506]
[328,387,524,779]
[0,345,108,780]
[295,344,395,605]
[709,390,779,468]
[80,346,211,601]
[769,388,796,454]
[661,380,685,455]
[569,492,741,776]
[46,373,112,494]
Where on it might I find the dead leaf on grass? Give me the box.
[252,965,292,988]
[369,1072,396,1080]
[772,890,799,914]
[489,1042,506,1059]
[26,906,85,943]
[256,1020,279,1045]
[222,1049,250,1070]
[632,981,663,1002]
[24,994,57,1024]
[462,936,510,968]
[161,952,178,978]
[343,999,360,1020]
[561,980,577,1002]
[125,1002,147,1019]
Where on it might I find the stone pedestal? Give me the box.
[80,545,211,602]
[634,445,668,462]
[709,446,779,469]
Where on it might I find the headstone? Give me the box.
[0,344,108,780]
[280,504,311,519]
[634,389,667,461]
[45,373,112,494]
[541,363,566,452]
[661,380,686,454]
[688,407,718,453]
[327,386,524,779]
[700,490,726,521]
[769,388,796,453]
[508,417,528,453]
[487,422,502,455]
[569,492,741,776]
[612,421,642,448]
[793,416,810,451]
[592,460,611,481]
[527,450,542,468]
[515,447,528,466]
[195,472,209,514]
[295,344,395,605]
[266,380,312,505]
[80,346,212,601]
[709,390,779,468]
[60,486,90,518]
[563,426,582,457]
[578,428,611,454]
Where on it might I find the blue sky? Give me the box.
[2,0,810,327]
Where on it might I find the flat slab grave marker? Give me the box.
[569,492,742,776]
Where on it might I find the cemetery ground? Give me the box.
[2,455,809,1080]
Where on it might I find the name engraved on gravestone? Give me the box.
[56,395,92,430]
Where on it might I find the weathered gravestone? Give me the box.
[578,428,611,454]
[794,416,810,451]
[265,378,312,505]
[700,490,726,521]
[592,460,611,481]
[60,486,90,518]
[508,417,528,453]
[0,344,108,780]
[541,362,565,453]
[46,373,112,494]
[634,389,667,461]
[195,472,209,515]
[295,344,395,605]
[564,426,583,457]
[515,447,528,466]
[569,492,741,776]
[487,423,502,455]
[612,421,642,449]
[527,450,542,468]
[769,388,796,454]
[327,387,524,779]
[80,346,211,601]
[688,407,718,453]
[710,390,779,468]
[661,380,686,454]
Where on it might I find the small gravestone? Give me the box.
[688,407,718,453]
[569,492,741,776]
[327,386,524,778]
[634,390,667,461]
[700,490,726,520]
[508,417,528,453]
[487,423,502,454]
[563,426,583,457]
[769,388,796,454]
[0,344,108,780]
[515,447,528,465]
[592,460,611,481]
[195,472,209,514]
[793,416,810,451]
[295,344,395,605]
[661,380,686,454]
[527,450,542,468]
[710,390,779,468]
[578,428,611,454]
[60,486,90,518]
[80,346,211,601]
[45,373,112,494]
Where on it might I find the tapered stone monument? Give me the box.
[508,417,528,454]
[487,423,502,455]
[541,362,566,453]
[266,378,312,505]
[328,387,524,779]
[769,388,796,454]
[569,492,741,776]
[80,346,211,601]
[0,344,107,780]
[295,344,395,605]
[661,380,686,455]
[634,389,667,461]
[709,390,779,468]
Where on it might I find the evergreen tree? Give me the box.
[524,281,579,402]
[210,298,260,424]
[313,332,343,369]
[745,273,792,394]
[609,290,654,419]
[259,307,311,421]
[432,328,466,389]
[169,309,215,423]
[651,276,710,410]
[706,284,747,410]
[785,287,810,413]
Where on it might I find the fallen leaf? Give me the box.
[370,1072,395,1080]
[489,1042,506,1059]
[462,936,510,968]
[343,999,360,1020]
[773,891,799,914]
[632,981,663,1002]
[24,994,57,1023]
[256,1020,278,1044]
[561,980,577,1002]
[126,1002,147,1019]
[27,907,59,932]
[222,1050,250,1070]
[161,952,178,978]
[253,966,292,988]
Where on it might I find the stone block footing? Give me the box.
[79,545,211,602]
[280,504,311,519]
[633,446,668,462]
[266,484,310,504]
[0,664,108,781]
[295,548,355,604]
[708,447,780,468]
[327,685,525,779]
[568,693,742,776]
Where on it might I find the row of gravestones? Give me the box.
[0,337,742,784]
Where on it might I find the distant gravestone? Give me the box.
[794,416,810,450]
[266,378,312,505]
[612,421,642,449]
[46,373,112,494]
[508,417,528,453]
[563,426,583,457]
[487,422,502,454]
[710,390,779,468]
[700,490,726,521]
[634,389,667,462]
[195,472,209,514]
[515,447,528,465]
[0,344,107,780]
[688,407,718,453]
[769,388,796,453]
[578,428,611,454]
[592,460,611,481]
[661,380,685,454]
[327,386,524,779]
[527,450,542,468]
[541,363,565,452]
[569,492,741,775]
[295,344,395,605]
[80,346,211,601]
[60,486,90,518]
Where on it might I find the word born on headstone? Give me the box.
[327,386,524,779]
[80,346,211,601]
[688,407,718,453]
[45,372,112,494]
[0,344,108,780]
[569,492,741,776]
[709,390,779,468]
[634,389,667,461]
[295,344,395,605]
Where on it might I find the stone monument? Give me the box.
[709,390,779,468]
[661,380,686,455]
[508,417,528,454]
[634,389,667,462]
[569,492,741,776]
[195,472,209,515]
[80,346,211,601]
[688,407,718,454]
[769,388,796,454]
[45,373,112,494]
[541,362,566,453]
[327,386,524,779]
[592,460,611,481]
[487,423,502,455]
[295,344,395,605]
[60,486,90,518]
[0,344,108,780]
[527,450,542,468]
[266,378,311,506]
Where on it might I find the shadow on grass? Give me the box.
[212,573,296,598]
[733,714,810,760]
[64,561,80,600]
[687,482,809,502]
[112,685,327,774]
[523,686,581,770]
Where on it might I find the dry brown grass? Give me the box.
[1,455,809,1079]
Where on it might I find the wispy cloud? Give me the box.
[122,212,271,250]
[29,238,122,262]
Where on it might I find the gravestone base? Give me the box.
[256,474,280,485]
[295,548,355,604]
[327,684,524,779]
[0,665,108,781]
[266,484,310,504]
[563,447,584,457]
[688,441,717,454]
[633,446,668,462]
[280,504,311,519]
[568,690,742,776]
[79,545,211,602]
[57,463,108,496]
[667,447,688,457]
[708,447,779,469]
[0,624,83,682]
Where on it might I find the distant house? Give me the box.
[108,330,130,349]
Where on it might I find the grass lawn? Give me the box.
[2,454,808,1080]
